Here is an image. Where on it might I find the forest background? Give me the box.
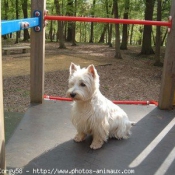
[1,0,172,66]
[1,0,173,142]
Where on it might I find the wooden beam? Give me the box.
[30,0,46,103]
[0,2,6,173]
[158,0,175,109]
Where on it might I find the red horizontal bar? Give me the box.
[44,95,72,102]
[44,15,171,27]
[44,95,158,106]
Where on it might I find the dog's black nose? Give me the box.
[70,92,76,98]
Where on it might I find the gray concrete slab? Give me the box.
[4,112,24,143]
[6,100,175,175]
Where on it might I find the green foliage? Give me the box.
[1,0,171,44]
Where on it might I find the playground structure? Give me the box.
[0,0,175,174]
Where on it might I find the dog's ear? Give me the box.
[87,64,97,78]
[70,62,80,75]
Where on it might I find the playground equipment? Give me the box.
[43,14,174,108]
[44,15,172,27]
[44,95,158,106]
[1,17,39,35]
[0,0,175,174]
[1,2,174,108]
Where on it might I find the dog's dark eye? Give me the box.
[80,82,86,87]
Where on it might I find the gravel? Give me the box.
[3,43,163,112]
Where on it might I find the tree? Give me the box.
[105,0,113,47]
[15,0,19,44]
[129,24,134,45]
[71,0,77,46]
[2,0,8,39]
[89,0,96,43]
[54,0,66,49]
[113,0,122,59]
[98,24,108,43]
[66,0,73,42]
[98,0,113,45]
[161,29,167,46]
[154,0,163,66]
[22,0,30,41]
[108,24,113,47]
[49,7,54,42]
[65,0,77,45]
[120,0,130,50]
[140,0,155,55]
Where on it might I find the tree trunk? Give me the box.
[154,0,163,66]
[66,25,72,42]
[58,22,66,48]
[129,24,134,45]
[49,7,54,42]
[152,30,156,45]
[120,0,130,50]
[71,0,77,46]
[89,0,96,43]
[71,22,76,46]
[49,20,53,42]
[2,0,8,39]
[22,0,30,41]
[105,0,112,46]
[98,24,108,43]
[89,22,94,43]
[140,0,155,55]
[54,0,66,48]
[15,0,19,44]
[113,0,122,59]
[161,29,167,46]
[108,24,113,47]
[84,22,87,42]
[66,0,74,42]
[79,22,82,42]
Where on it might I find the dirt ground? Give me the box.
[2,42,163,112]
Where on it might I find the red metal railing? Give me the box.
[44,95,158,106]
[44,15,172,27]
[44,14,166,106]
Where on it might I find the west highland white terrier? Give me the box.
[67,63,135,149]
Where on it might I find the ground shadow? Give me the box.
[6,103,175,175]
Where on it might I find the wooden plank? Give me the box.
[158,0,175,109]
[2,46,30,55]
[30,0,46,103]
[2,46,30,50]
[0,3,6,174]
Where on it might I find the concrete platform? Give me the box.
[6,100,175,175]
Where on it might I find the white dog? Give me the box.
[67,63,135,149]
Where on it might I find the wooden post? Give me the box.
[0,2,6,174]
[158,0,175,109]
[30,0,46,103]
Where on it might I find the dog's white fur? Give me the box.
[67,63,134,149]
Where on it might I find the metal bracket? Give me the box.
[20,22,30,29]
[168,16,172,33]
[33,10,42,32]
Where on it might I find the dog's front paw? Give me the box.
[90,140,104,149]
[74,133,86,142]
